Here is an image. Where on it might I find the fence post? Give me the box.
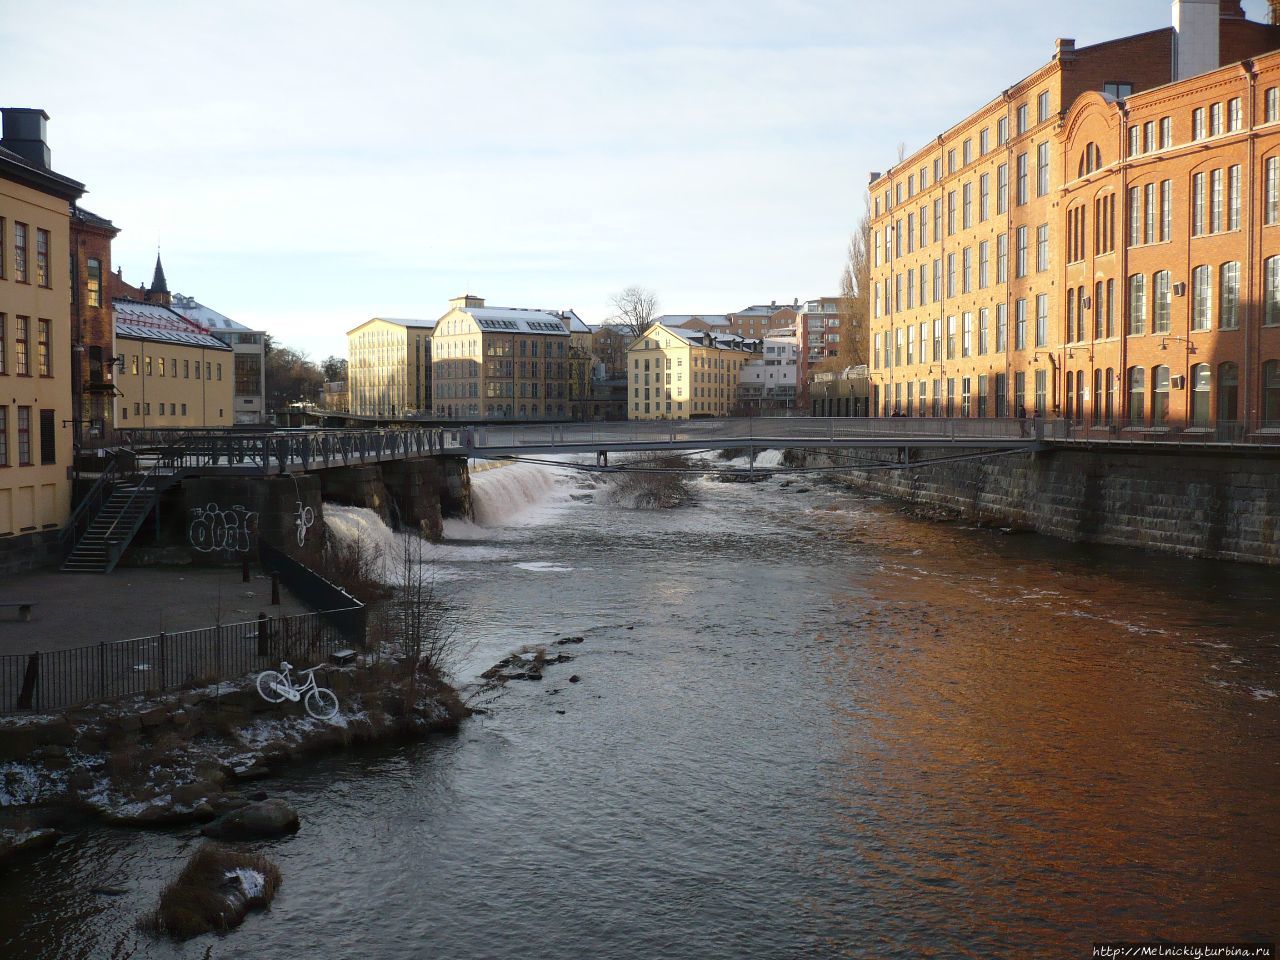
[216,624,223,684]
[98,642,106,701]
[17,652,39,711]
[158,632,167,691]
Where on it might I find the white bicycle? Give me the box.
[255,661,340,721]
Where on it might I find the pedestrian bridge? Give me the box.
[117,418,1045,476]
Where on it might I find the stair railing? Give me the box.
[60,453,121,556]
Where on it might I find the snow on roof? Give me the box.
[654,314,730,328]
[170,294,258,333]
[374,317,438,328]
[113,299,205,331]
[655,323,761,351]
[115,321,232,350]
[463,306,571,336]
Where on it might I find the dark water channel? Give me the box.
[3,461,1278,959]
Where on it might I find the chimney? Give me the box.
[449,294,485,310]
[1055,38,1077,61]
[1173,0,1221,82]
[1,108,51,169]
[1271,0,1280,24]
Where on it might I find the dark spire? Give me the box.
[151,251,168,294]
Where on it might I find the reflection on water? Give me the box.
[2,463,1277,959]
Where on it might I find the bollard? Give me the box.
[271,572,281,606]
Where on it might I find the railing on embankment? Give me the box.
[0,608,363,715]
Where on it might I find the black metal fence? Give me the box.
[259,540,367,639]
[0,609,363,715]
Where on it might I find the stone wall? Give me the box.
[0,529,63,578]
[799,445,1280,565]
[381,459,444,539]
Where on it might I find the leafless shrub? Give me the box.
[603,454,697,509]
[142,843,281,940]
[316,530,391,604]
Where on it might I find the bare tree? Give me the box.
[606,285,659,342]
[387,535,466,709]
[818,196,872,372]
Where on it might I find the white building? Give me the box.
[738,333,799,412]
[170,294,267,424]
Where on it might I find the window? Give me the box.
[15,316,28,375]
[37,319,49,376]
[39,408,54,464]
[1129,125,1141,158]
[978,308,989,355]
[1151,365,1171,425]
[1128,274,1146,335]
[979,174,990,222]
[1034,295,1048,348]
[979,240,989,289]
[1210,168,1223,233]
[963,138,972,166]
[1267,361,1280,427]
[0,314,5,375]
[997,163,1008,214]
[1036,142,1049,196]
[1161,179,1172,241]
[86,258,101,307]
[962,313,972,357]
[1268,157,1280,225]
[997,117,1008,145]
[1153,270,1171,334]
[962,247,972,293]
[963,182,972,229]
[997,234,1008,283]
[1037,91,1050,124]
[1015,299,1027,350]
[1219,261,1240,329]
[1015,226,1027,278]
[1228,98,1242,132]
[1228,165,1241,231]
[1036,224,1048,272]
[1192,264,1213,330]
[1268,88,1280,124]
[13,222,27,282]
[947,191,956,235]
[1192,172,1206,236]
[979,128,989,156]
[1267,256,1280,326]
[1209,102,1223,137]
[1016,153,1028,205]
[1190,364,1211,427]
[947,254,956,298]
[1160,116,1172,149]
[1104,81,1133,99]
[1143,120,1155,153]
[35,229,49,287]
[1145,183,1156,244]
[1128,367,1146,424]
[16,406,31,465]
[947,149,957,175]
[1193,107,1206,141]
[1034,369,1047,417]
[1017,104,1028,135]
[0,406,6,465]
[996,305,1008,353]
[1219,362,1240,424]
[0,219,4,279]
[1129,186,1142,245]
[946,315,956,359]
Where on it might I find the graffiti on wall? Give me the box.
[294,501,315,547]
[189,503,259,553]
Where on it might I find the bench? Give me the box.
[0,601,36,622]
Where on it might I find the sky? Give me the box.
[2,0,1274,359]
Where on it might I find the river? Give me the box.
[3,455,1278,959]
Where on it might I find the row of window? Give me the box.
[873,297,1051,370]
[123,353,222,381]
[0,406,55,467]
[118,402,190,419]
[0,220,52,289]
[878,88,1060,215]
[0,315,52,377]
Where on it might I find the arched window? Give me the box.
[1128,366,1146,424]
[1093,369,1104,424]
[1190,363,1211,427]
[1264,361,1280,427]
[1075,370,1085,423]
[1106,367,1116,424]
[1152,365,1171,425]
[1218,362,1239,424]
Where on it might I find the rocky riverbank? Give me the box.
[0,656,468,839]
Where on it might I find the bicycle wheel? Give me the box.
[256,670,288,703]
[305,687,339,721]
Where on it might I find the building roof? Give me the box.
[652,323,761,351]
[0,143,84,202]
[654,314,731,328]
[346,316,439,336]
[732,304,795,318]
[463,306,570,336]
[71,204,118,234]
[115,319,232,351]
[151,253,168,294]
[170,294,260,334]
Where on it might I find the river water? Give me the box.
[3,457,1278,959]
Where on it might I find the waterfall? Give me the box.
[323,503,515,576]
[467,461,571,528]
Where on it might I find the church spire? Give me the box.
[151,250,168,294]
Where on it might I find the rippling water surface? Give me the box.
[3,459,1278,959]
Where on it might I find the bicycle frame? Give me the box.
[271,665,320,702]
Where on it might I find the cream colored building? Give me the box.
[627,322,761,420]
[346,316,435,417]
[431,295,590,420]
[112,300,234,429]
[0,108,83,563]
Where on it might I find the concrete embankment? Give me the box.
[790,445,1280,565]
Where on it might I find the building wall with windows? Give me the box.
[627,323,761,420]
[1058,48,1280,431]
[0,109,82,552]
[171,295,267,425]
[112,303,234,429]
[867,1,1280,423]
[69,205,118,446]
[347,317,435,417]
[430,295,587,420]
[738,333,799,412]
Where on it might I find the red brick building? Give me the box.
[69,205,118,444]
[868,0,1280,431]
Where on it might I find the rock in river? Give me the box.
[201,799,299,841]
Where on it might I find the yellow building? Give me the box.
[430,294,590,420]
[0,108,84,566]
[627,322,761,420]
[112,300,234,429]
[346,316,435,417]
